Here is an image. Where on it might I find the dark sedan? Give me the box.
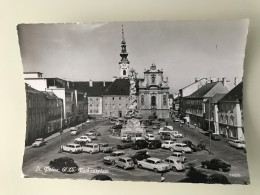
[182,140,198,152]
[49,157,79,174]
[131,140,148,150]
[201,159,231,172]
[147,140,162,149]
[131,150,150,164]
[116,141,134,149]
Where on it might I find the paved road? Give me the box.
[22,119,250,184]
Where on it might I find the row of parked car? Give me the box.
[103,150,186,172]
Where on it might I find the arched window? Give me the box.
[220,114,223,123]
[123,70,126,76]
[151,96,156,106]
[141,95,145,105]
[225,115,228,124]
[163,95,167,106]
[230,116,234,125]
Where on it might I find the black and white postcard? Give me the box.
[18,20,250,184]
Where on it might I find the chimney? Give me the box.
[234,77,239,86]
[103,80,106,87]
[195,78,199,82]
[89,79,93,87]
[210,77,216,83]
[222,77,227,86]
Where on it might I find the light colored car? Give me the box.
[158,127,173,134]
[62,143,82,153]
[74,136,91,144]
[82,143,99,154]
[228,140,246,149]
[133,133,145,141]
[161,140,175,149]
[170,143,193,153]
[164,156,185,171]
[170,131,183,138]
[70,127,79,135]
[99,143,113,153]
[116,157,135,170]
[121,134,131,141]
[170,152,187,163]
[103,151,125,165]
[32,138,46,147]
[84,132,97,140]
[174,118,180,122]
[145,134,155,141]
[137,157,170,172]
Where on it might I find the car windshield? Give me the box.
[127,159,132,162]
[155,160,162,164]
[102,144,108,147]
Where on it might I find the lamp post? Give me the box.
[208,99,213,155]
[58,99,63,153]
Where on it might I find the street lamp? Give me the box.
[57,99,63,153]
[208,99,213,155]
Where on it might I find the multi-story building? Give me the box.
[218,82,244,140]
[42,91,64,134]
[102,79,130,118]
[25,84,47,145]
[183,80,229,130]
[138,63,170,119]
[74,80,112,117]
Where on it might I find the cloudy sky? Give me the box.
[18,20,248,93]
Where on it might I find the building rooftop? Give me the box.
[25,84,44,95]
[103,79,130,96]
[74,81,112,97]
[219,82,243,102]
[210,93,226,103]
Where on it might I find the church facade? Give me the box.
[138,64,170,119]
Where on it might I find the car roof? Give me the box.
[85,143,98,146]
[166,156,179,161]
[172,152,182,155]
[119,156,132,160]
[113,150,125,153]
[68,143,81,146]
[174,143,186,146]
[147,157,161,161]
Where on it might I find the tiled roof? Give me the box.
[103,79,130,96]
[25,84,44,95]
[219,82,243,102]
[188,82,219,98]
[210,93,226,103]
[73,81,112,97]
[41,91,59,99]
[180,78,207,90]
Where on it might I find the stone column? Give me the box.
[235,102,244,141]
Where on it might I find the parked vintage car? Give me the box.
[201,159,231,172]
[115,157,135,170]
[211,133,221,141]
[160,132,171,140]
[121,134,131,141]
[145,133,155,141]
[131,140,149,150]
[170,152,187,163]
[62,143,82,153]
[117,140,134,149]
[137,157,170,173]
[164,156,185,171]
[170,143,192,153]
[84,132,97,140]
[228,140,246,149]
[103,151,125,165]
[74,136,91,144]
[49,157,78,173]
[89,130,101,136]
[82,143,100,154]
[182,140,198,152]
[99,143,113,153]
[132,133,145,141]
[170,131,183,138]
[131,150,150,164]
[147,140,162,149]
[161,140,175,149]
[158,126,174,134]
[70,127,80,136]
[32,138,46,147]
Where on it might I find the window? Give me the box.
[123,70,126,76]
[112,97,114,100]
[151,96,156,106]
[119,97,121,100]
[230,116,235,125]
[141,95,144,106]
[225,115,228,124]
[163,95,167,106]
[220,114,223,123]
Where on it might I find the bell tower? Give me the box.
[119,25,130,79]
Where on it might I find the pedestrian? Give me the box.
[160,173,165,182]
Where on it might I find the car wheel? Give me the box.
[203,165,207,169]
[123,166,127,170]
[172,167,177,172]
[138,164,143,168]
[70,150,73,154]
[219,168,223,172]
[181,150,185,153]
[90,151,93,154]
[170,148,174,152]
[154,168,158,173]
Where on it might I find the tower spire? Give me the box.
[119,25,130,79]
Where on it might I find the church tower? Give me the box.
[119,25,130,79]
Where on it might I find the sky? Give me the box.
[17,20,248,93]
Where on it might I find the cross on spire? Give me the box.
[122,25,125,43]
